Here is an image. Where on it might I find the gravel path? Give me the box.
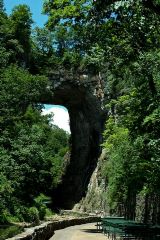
[50,223,107,240]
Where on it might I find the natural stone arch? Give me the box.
[43,69,106,209]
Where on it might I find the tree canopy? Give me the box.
[0,2,69,223]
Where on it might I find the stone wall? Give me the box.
[6,217,100,240]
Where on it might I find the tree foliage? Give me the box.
[0,66,69,222]
[0,5,69,223]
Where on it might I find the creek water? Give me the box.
[0,225,24,240]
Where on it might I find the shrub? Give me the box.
[28,207,40,224]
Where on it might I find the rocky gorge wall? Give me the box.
[45,68,160,223]
[42,69,106,209]
[73,149,109,215]
[74,150,160,224]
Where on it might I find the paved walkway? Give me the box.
[50,223,107,240]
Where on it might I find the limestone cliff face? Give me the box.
[75,150,160,224]
[42,69,106,209]
[73,149,109,215]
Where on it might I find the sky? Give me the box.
[4,0,48,27]
[42,105,70,133]
[4,0,70,133]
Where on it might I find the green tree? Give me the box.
[0,64,69,223]
[0,0,4,12]
[10,5,33,67]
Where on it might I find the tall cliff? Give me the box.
[42,69,106,209]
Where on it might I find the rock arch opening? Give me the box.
[42,104,70,133]
[43,72,105,209]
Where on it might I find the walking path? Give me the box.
[50,222,107,240]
